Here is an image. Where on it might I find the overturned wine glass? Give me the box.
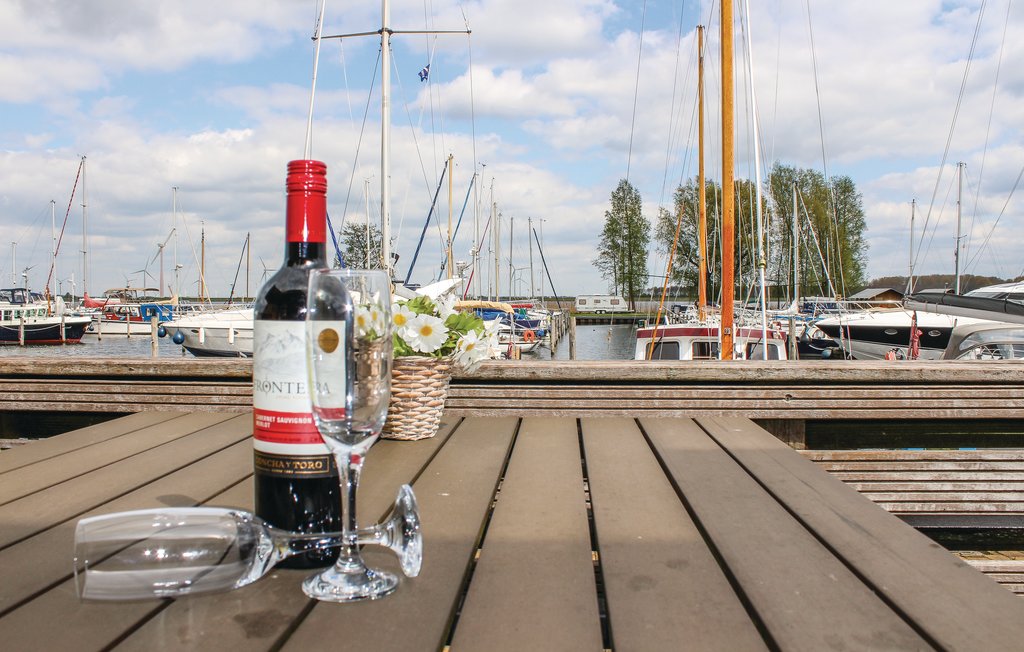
[73,485,421,601]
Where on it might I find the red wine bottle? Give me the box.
[253,159,340,568]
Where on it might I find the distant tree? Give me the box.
[767,164,868,301]
[594,179,650,309]
[870,274,1008,294]
[339,221,383,269]
[654,176,759,304]
[654,165,869,306]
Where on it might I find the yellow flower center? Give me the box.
[394,313,407,326]
[421,324,434,336]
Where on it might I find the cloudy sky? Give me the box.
[1,0,1021,300]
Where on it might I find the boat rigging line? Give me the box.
[43,156,85,307]
[913,0,988,277]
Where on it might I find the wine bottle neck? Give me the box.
[284,159,328,266]
[285,242,327,267]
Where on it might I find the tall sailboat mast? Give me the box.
[954,161,964,294]
[720,0,735,360]
[81,156,88,298]
[907,199,916,293]
[380,0,393,279]
[742,0,769,358]
[792,183,800,306]
[697,25,708,323]
[50,200,57,300]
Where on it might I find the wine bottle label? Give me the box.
[253,320,333,478]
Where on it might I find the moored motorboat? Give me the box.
[0,288,92,344]
[161,308,254,357]
[88,303,176,336]
[816,281,1024,360]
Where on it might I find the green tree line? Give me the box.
[596,163,869,306]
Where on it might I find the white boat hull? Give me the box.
[163,309,254,357]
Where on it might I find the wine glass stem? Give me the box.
[338,447,363,569]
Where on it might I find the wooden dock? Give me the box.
[3,411,1024,650]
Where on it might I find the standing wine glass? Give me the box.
[305,268,396,602]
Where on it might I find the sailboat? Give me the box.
[636,17,787,362]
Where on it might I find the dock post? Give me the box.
[18,314,24,346]
[61,313,66,343]
[569,316,577,360]
[96,317,103,341]
[150,315,159,357]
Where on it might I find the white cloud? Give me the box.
[1,0,1023,300]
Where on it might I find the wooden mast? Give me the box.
[720,0,735,359]
[697,24,708,322]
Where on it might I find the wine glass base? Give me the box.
[301,564,400,603]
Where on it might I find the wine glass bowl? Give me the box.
[72,484,422,601]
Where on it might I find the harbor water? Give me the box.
[0,324,640,361]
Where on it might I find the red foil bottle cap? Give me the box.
[285,159,327,243]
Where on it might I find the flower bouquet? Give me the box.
[370,293,498,440]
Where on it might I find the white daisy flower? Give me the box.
[437,294,457,320]
[406,314,449,353]
[354,305,373,337]
[455,329,489,368]
[391,303,416,334]
[482,320,503,357]
[367,302,387,335]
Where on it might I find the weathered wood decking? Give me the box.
[3,412,1024,650]
[2,358,1023,420]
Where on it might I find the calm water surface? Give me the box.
[0,333,187,359]
[0,325,638,361]
[527,324,637,361]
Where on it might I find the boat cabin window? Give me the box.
[691,341,719,360]
[746,343,781,360]
[647,341,680,360]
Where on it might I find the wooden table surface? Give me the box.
[2,411,1023,651]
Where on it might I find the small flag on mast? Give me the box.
[418,64,430,82]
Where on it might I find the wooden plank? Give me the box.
[447,405,1024,419]
[1,392,252,406]
[964,560,1024,572]
[696,415,1024,650]
[0,358,250,378]
[831,471,1024,482]
[111,419,463,652]
[7,356,1024,385]
[857,492,1024,502]
[0,439,253,619]
[454,359,1024,384]
[0,411,174,473]
[0,414,252,549]
[278,417,519,652]
[451,384,1024,400]
[0,412,238,505]
[0,380,252,395]
[449,417,603,652]
[580,417,766,651]
[805,450,1024,462]
[845,481,1024,491]
[642,417,928,650]
[813,463,1024,472]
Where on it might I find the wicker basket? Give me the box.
[381,355,453,441]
